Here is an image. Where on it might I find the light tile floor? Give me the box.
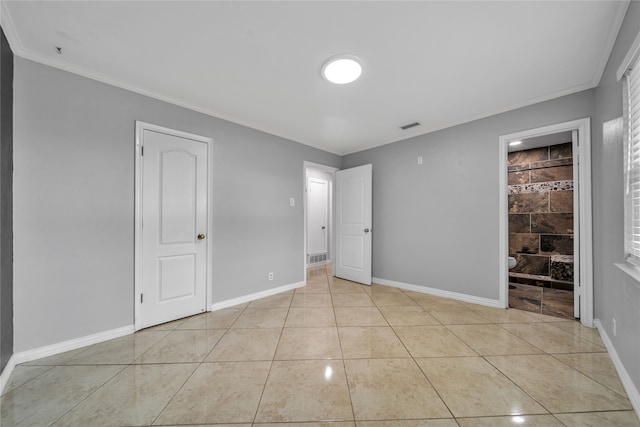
[2,264,639,426]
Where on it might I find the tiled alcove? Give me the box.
[507,142,574,318]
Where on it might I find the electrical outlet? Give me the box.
[417,156,423,165]
[290,197,295,207]
[268,272,274,281]
[613,318,617,336]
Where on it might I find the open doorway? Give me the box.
[499,118,593,327]
[506,133,576,319]
[303,162,338,282]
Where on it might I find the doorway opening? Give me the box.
[303,162,338,281]
[499,118,593,327]
[507,134,576,319]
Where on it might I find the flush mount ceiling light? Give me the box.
[322,54,363,84]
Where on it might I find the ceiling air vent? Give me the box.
[400,122,420,130]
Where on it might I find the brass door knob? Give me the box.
[197,234,206,240]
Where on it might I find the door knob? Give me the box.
[364,228,370,233]
[197,234,206,240]
[321,226,326,230]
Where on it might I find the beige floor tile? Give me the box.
[416,357,547,417]
[426,306,492,325]
[154,361,271,424]
[260,423,355,427]
[344,358,451,420]
[456,415,564,426]
[229,302,250,308]
[524,311,569,322]
[64,330,170,365]
[554,410,640,426]
[52,363,197,427]
[332,293,375,307]
[275,327,342,360]
[553,352,627,396]
[330,280,368,294]
[205,328,281,361]
[335,307,389,326]
[408,294,463,310]
[370,293,417,306]
[291,293,334,307]
[159,425,250,427]
[0,365,123,426]
[145,316,188,331]
[285,307,337,327]
[1,365,52,395]
[339,327,411,359]
[135,329,226,363]
[549,320,604,345]
[446,324,543,356]
[178,308,243,329]
[22,346,93,366]
[500,323,606,353]
[356,420,458,427]
[378,306,440,326]
[362,284,403,295]
[297,281,332,293]
[231,307,288,328]
[486,354,632,412]
[470,306,542,323]
[248,292,294,308]
[393,326,476,357]
[255,360,353,422]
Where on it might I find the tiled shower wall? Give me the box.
[508,142,574,291]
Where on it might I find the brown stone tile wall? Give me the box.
[507,142,574,288]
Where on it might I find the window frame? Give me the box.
[624,52,640,268]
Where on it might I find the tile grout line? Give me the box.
[250,280,295,424]
[327,267,358,423]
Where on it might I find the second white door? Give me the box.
[307,177,329,256]
[336,164,372,285]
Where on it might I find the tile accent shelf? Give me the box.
[508,143,574,294]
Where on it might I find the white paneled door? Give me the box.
[336,164,372,285]
[137,124,209,329]
[307,177,329,255]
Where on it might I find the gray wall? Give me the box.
[0,28,13,373]
[13,58,341,353]
[593,0,640,397]
[342,90,595,300]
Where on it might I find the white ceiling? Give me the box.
[0,1,629,155]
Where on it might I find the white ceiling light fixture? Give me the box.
[322,54,363,84]
[509,140,522,146]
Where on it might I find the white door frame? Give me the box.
[498,118,593,327]
[134,121,214,330]
[303,161,338,281]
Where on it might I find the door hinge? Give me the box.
[140,293,144,303]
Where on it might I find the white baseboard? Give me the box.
[210,281,305,311]
[12,325,134,367]
[0,324,133,395]
[594,319,640,418]
[372,277,502,308]
[0,355,16,395]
